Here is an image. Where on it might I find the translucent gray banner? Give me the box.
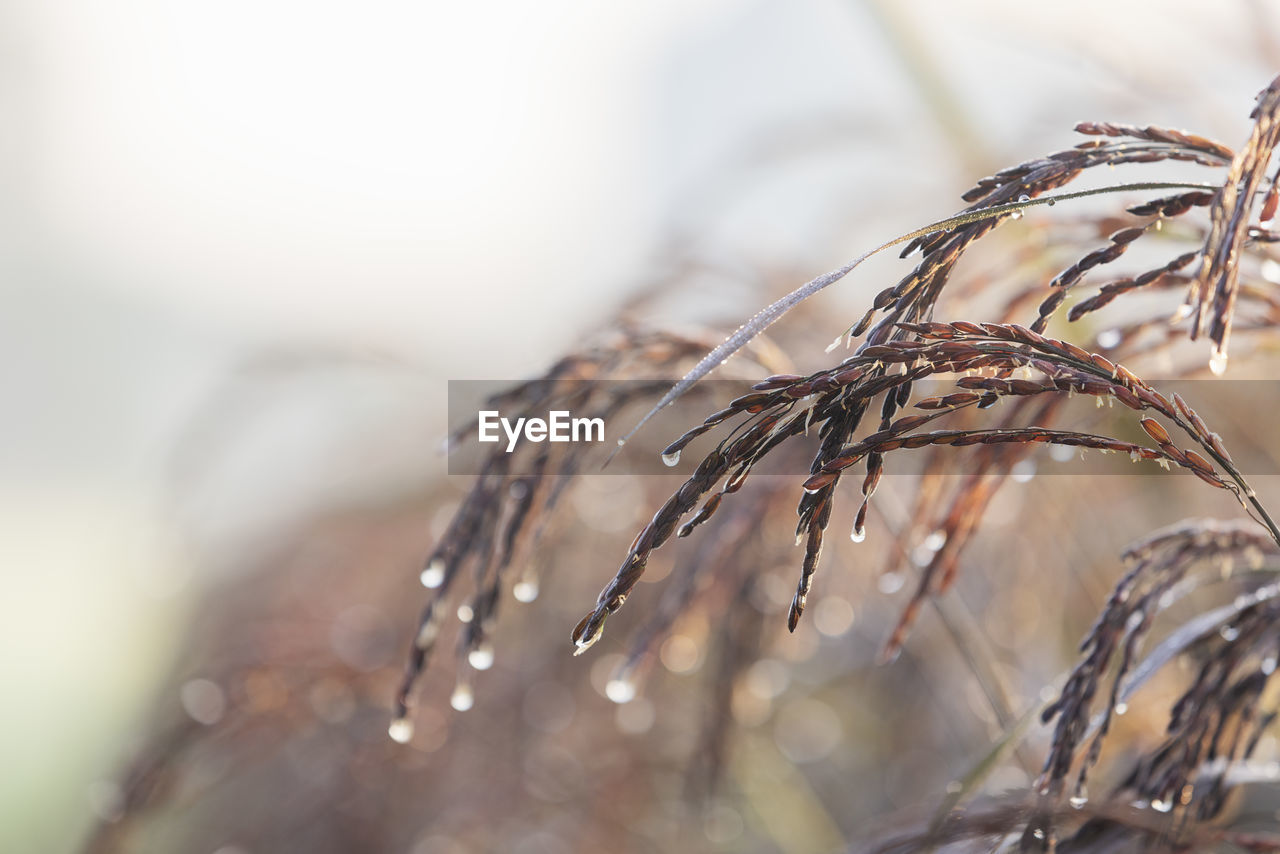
[445,379,1280,477]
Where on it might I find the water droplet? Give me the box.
[1209,346,1228,376]
[923,530,947,551]
[1126,611,1145,632]
[1050,444,1075,463]
[456,604,474,623]
[825,334,843,353]
[573,618,605,655]
[1220,625,1240,642]
[415,617,439,649]
[419,560,445,589]
[1263,259,1280,284]
[1263,655,1277,676]
[1011,194,1030,221]
[468,642,495,671]
[388,717,414,743]
[661,450,681,467]
[850,524,866,543]
[513,579,540,603]
[180,678,227,726]
[1032,828,1045,841]
[1012,460,1036,483]
[910,544,935,567]
[878,572,905,595]
[605,677,636,704]
[450,682,474,712]
[616,438,625,446]
[1151,798,1172,813]
[1069,793,1088,809]
[1097,329,1121,349]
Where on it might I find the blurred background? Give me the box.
[6,1,1280,852]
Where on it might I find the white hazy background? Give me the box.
[4,1,1277,850]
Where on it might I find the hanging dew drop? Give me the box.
[468,643,495,671]
[420,560,445,589]
[457,604,474,623]
[1069,792,1088,809]
[1209,346,1228,376]
[1264,258,1280,283]
[513,579,540,603]
[661,450,681,467]
[450,682,474,712]
[605,677,636,704]
[850,525,867,543]
[1114,702,1128,716]
[1151,798,1172,813]
[416,618,440,649]
[878,572,905,595]
[387,717,414,744]
[1010,194,1030,220]
[573,617,605,655]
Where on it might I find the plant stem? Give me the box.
[614,180,1222,454]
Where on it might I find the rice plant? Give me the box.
[391,75,1280,851]
[85,75,1280,854]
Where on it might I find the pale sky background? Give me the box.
[4,1,1278,850]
